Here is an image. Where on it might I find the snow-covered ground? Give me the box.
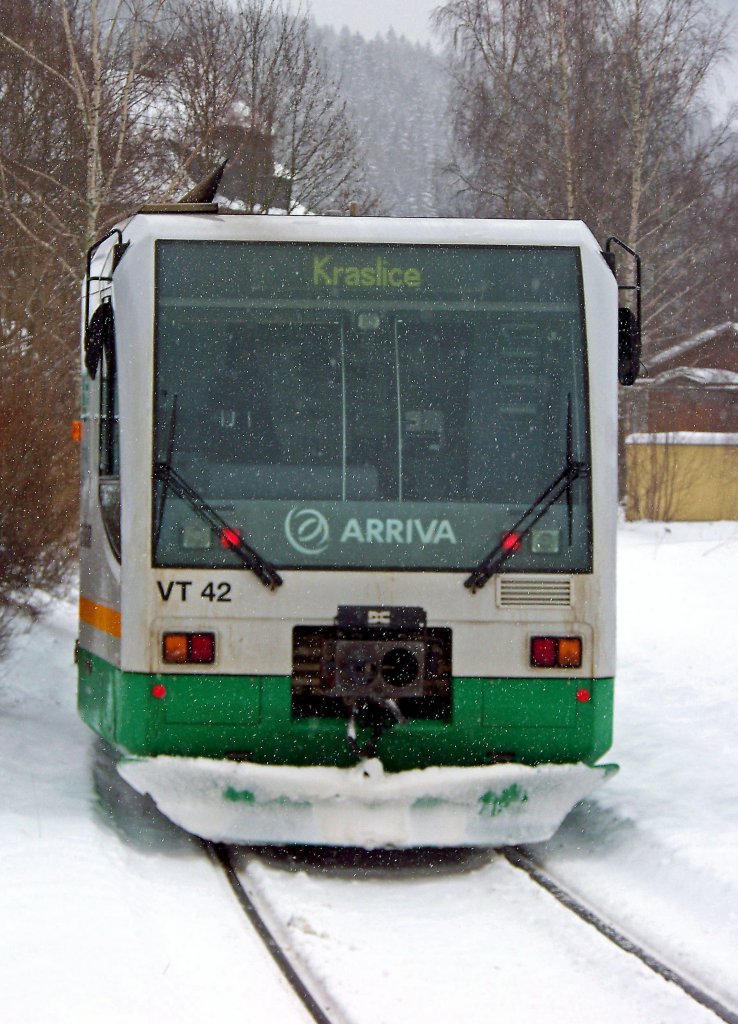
[538,521,738,1008]
[1,522,737,1022]
[235,846,722,1024]
[0,601,311,1023]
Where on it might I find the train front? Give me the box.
[79,214,619,847]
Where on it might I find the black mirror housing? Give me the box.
[605,237,642,387]
[85,300,115,379]
[617,307,641,386]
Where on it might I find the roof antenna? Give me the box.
[179,159,228,204]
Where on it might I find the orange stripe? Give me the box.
[79,596,121,639]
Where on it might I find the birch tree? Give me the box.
[0,0,173,269]
[0,0,172,638]
[434,0,737,352]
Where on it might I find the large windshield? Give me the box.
[152,241,591,571]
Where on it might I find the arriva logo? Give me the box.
[340,518,457,545]
[284,508,330,555]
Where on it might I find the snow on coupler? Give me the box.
[118,757,617,849]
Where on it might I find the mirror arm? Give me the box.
[605,236,642,328]
[84,228,128,349]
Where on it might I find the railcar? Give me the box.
[76,203,640,847]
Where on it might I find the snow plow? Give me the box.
[118,757,617,848]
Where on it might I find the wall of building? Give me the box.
[625,435,738,521]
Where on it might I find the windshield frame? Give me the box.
[151,239,593,574]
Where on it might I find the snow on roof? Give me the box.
[648,322,738,370]
[626,432,738,445]
[647,366,738,387]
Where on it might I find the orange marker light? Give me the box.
[558,637,582,668]
[71,420,83,442]
[163,633,188,663]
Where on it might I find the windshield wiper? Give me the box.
[465,396,589,593]
[153,397,282,591]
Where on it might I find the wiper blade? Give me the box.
[154,462,283,591]
[466,393,588,593]
[153,395,281,591]
[152,395,179,554]
[464,458,589,593]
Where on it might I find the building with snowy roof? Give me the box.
[624,323,738,521]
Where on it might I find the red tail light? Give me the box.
[190,632,215,663]
[530,636,582,669]
[531,636,557,667]
[163,632,216,664]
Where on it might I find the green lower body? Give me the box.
[78,649,613,772]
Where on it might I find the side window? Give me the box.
[98,329,121,560]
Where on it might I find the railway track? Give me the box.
[208,840,738,1024]
[503,847,738,1024]
[205,842,343,1024]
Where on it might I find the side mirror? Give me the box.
[618,307,641,386]
[85,300,115,379]
[605,237,643,387]
[84,228,127,379]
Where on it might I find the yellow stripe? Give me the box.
[79,596,121,639]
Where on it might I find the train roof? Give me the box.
[93,213,604,267]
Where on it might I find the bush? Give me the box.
[0,357,77,656]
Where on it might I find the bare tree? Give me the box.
[434,0,737,354]
[0,283,78,654]
[154,0,251,190]
[625,433,681,520]
[0,0,174,266]
[0,0,176,643]
[160,0,375,213]
[268,3,372,214]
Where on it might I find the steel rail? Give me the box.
[207,836,736,1024]
[503,846,738,1024]
[205,842,341,1024]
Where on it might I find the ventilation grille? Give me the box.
[497,577,572,607]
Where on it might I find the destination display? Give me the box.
[156,240,582,307]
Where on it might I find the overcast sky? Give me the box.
[308,0,736,111]
[309,0,734,44]
[308,0,438,45]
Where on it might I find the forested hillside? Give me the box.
[316,26,452,216]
